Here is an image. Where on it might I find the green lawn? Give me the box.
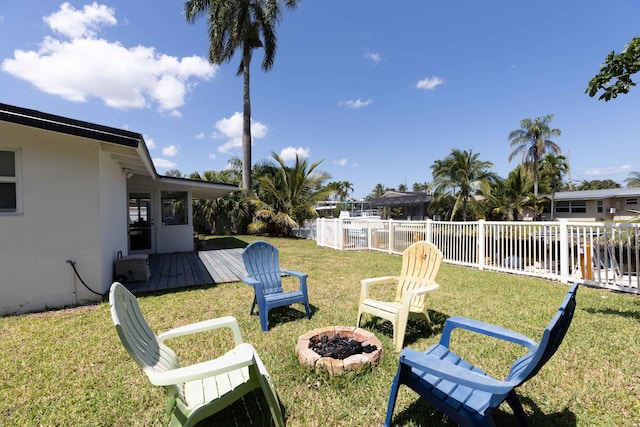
[2,236,639,426]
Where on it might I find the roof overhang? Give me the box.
[0,102,236,200]
[158,176,238,199]
[551,188,640,201]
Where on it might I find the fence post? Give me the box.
[389,219,395,254]
[559,219,569,283]
[478,220,486,270]
[426,219,433,244]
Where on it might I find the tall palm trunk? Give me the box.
[242,46,252,191]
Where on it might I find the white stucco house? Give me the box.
[0,103,237,315]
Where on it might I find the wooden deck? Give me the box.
[127,249,247,294]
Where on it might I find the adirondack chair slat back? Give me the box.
[110,283,184,401]
[243,241,283,295]
[395,242,443,308]
[507,284,578,385]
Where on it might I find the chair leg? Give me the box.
[384,362,407,427]
[303,298,311,319]
[250,295,257,316]
[253,355,285,427]
[259,308,269,332]
[505,390,528,427]
[394,315,408,352]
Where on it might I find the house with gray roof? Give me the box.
[548,188,640,221]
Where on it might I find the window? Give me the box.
[0,150,20,214]
[555,201,570,213]
[554,200,586,214]
[161,191,187,225]
[571,200,587,213]
[597,201,604,213]
[625,198,638,206]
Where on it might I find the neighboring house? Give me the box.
[368,191,433,220]
[547,188,640,221]
[0,103,237,315]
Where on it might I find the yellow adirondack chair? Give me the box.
[109,282,284,427]
[357,242,443,352]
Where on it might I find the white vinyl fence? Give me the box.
[316,218,640,294]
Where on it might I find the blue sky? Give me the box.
[2,1,640,200]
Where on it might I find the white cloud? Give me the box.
[279,146,310,161]
[208,153,217,160]
[195,132,205,139]
[143,135,156,150]
[1,3,216,115]
[364,52,382,63]
[333,158,348,167]
[44,2,116,39]
[162,145,179,157]
[153,158,177,169]
[416,76,444,91]
[340,98,373,109]
[213,111,268,154]
[584,164,632,176]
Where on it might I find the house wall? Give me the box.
[127,175,195,253]
[0,122,126,315]
[99,148,129,290]
[553,198,636,221]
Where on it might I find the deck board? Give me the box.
[127,249,246,295]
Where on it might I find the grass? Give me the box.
[2,235,640,426]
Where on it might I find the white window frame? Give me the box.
[0,148,22,215]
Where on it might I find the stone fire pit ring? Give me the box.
[296,326,383,376]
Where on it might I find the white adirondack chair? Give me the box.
[109,282,284,427]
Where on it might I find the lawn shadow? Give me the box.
[258,304,317,329]
[389,393,577,427]
[582,306,640,321]
[358,309,446,347]
[194,388,285,427]
[200,236,249,250]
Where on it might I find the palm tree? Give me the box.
[247,152,332,236]
[431,149,497,221]
[538,153,569,219]
[370,183,387,199]
[625,171,640,188]
[185,0,301,191]
[190,170,243,234]
[482,166,533,221]
[507,115,562,197]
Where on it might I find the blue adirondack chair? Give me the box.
[385,283,578,427]
[241,240,311,331]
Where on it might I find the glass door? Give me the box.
[128,193,153,252]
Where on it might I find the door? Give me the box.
[128,193,154,252]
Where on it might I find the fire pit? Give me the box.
[296,326,383,376]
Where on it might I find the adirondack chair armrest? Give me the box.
[400,348,515,394]
[146,343,257,386]
[157,316,244,345]
[280,269,307,279]
[281,269,309,292]
[440,316,537,349]
[360,275,398,297]
[241,276,260,286]
[402,283,440,304]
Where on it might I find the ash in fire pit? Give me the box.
[310,334,377,360]
[296,326,383,375]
